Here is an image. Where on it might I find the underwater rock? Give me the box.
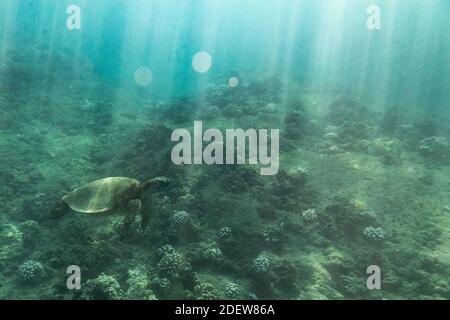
[262,224,286,248]
[272,260,303,294]
[283,101,310,146]
[0,62,34,91]
[257,203,277,220]
[366,137,403,164]
[80,100,114,132]
[23,192,53,221]
[163,98,197,124]
[324,125,339,140]
[0,224,23,266]
[18,220,40,247]
[326,96,375,142]
[419,136,450,162]
[380,105,407,135]
[269,168,313,211]
[247,76,283,103]
[319,198,378,241]
[197,104,221,120]
[222,103,244,118]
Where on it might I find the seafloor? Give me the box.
[0,45,449,300]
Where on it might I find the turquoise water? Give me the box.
[0,0,449,300]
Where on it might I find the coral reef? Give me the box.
[0,41,449,301]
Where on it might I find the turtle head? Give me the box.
[140,176,170,193]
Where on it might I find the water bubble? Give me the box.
[228,77,239,88]
[134,67,153,87]
[192,51,212,73]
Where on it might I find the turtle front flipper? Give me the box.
[137,176,168,230]
[119,199,141,240]
[141,176,170,193]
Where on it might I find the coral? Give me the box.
[207,248,223,260]
[218,227,232,239]
[81,273,124,300]
[252,255,270,273]
[153,277,171,290]
[419,137,450,161]
[265,103,279,112]
[126,266,157,300]
[83,239,123,268]
[324,126,339,139]
[319,199,378,241]
[158,252,192,279]
[366,137,403,163]
[363,227,385,241]
[224,282,241,299]
[193,283,223,300]
[157,245,176,257]
[17,260,44,283]
[170,211,191,226]
[302,208,318,222]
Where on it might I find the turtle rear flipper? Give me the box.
[49,200,70,219]
[119,199,141,240]
[140,196,152,229]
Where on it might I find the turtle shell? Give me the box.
[62,177,141,214]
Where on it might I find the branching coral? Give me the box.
[17,260,44,283]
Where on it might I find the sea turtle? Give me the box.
[50,176,169,238]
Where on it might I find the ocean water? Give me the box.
[0,0,449,300]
